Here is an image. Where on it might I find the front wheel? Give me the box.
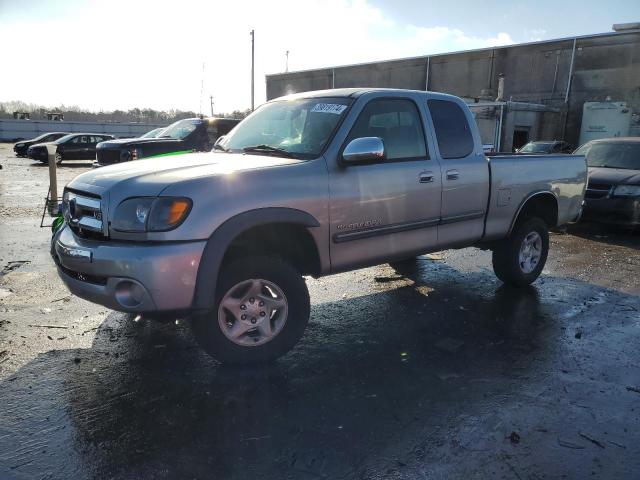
[191,256,310,364]
[492,217,549,287]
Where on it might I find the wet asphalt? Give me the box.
[0,144,639,479]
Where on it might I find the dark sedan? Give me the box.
[27,133,115,165]
[13,132,68,157]
[577,137,640,227]
[94,117,240,166]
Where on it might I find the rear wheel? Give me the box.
[191,256,310,364]
[55,153,63,165]
[492,217,549,287]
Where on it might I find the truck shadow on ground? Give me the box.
[1,260,639,479]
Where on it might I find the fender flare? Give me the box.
[192,207,320,310]
[508,190,558,235]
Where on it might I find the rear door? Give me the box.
[426,99,490,247]
[329,96,442,271]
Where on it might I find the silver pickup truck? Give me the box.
[52,88,587,364]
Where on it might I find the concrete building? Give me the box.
[266,26,640,151]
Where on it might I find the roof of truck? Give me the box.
[274,87,457,102]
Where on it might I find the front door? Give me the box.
[64,136,83,159]
[329,97,442,272]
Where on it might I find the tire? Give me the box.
[55,153,63,165]
[492,217,549,287]
[191,256,310,365]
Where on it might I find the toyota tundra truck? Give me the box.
[52,88,587,364]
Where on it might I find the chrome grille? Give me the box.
[63,191,104,235]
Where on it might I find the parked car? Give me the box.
[13,132,68,157]
[94,117,240,166]
[27,133,115,164]
[52,88,586,364]
[576,137,640,226]
[516,140,574,154]
[140,127,166,139]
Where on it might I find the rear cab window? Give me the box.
[427,99,474,159]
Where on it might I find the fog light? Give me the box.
[114,280,145,308]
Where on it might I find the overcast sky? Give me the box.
[1,0,638,114]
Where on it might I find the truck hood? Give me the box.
[97,137,181,149]
[67,151,302,197]
[588,167,640,185]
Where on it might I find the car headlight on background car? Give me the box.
[112,197,192,232]
[613,185,640,197]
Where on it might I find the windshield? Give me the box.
[141,128,164,138]
[519,142,553,153]
[579,142,640,170]
[53,134,76,144]
[218,97,352,159]
[31,132,55,142]
[158,119,201,140]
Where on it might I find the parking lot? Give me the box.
[0,142,639,479]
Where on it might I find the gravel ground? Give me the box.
[0,143,639,479]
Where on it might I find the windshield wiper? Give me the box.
[242,144,296,158]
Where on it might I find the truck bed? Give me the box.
[483,154,587,240]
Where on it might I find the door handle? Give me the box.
[419,171,434,183]
[446,169,460,180]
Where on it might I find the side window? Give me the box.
[71,136,80,144]
[347,98,427,161]
[80,136,88,144]
[428,99,474,159]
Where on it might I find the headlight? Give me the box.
[613,185,640,197]
[112,197,192,232]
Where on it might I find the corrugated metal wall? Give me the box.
[266,31,640,147]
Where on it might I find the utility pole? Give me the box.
[210,95,214,116]
[250,29,255,111]
[285,50,289,73]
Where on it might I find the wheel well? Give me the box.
[513,193,558,231]
[221,223,321,276]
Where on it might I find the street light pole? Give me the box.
[285,50,289,73]
[210,95,214,116]
[250,29,255,111]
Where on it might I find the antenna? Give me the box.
[250,29,255,111]
[285,50,289,72]
[210,95,214,116]
[199,62,205,115]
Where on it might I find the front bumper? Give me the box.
[52,225,206,313]
[14,146,27,157]
[28,149,47,161]
[582,197,640,226]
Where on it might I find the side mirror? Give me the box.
[214,135,226,146]
[342,137,385,164]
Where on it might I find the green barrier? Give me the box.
[51,216,64,234]
[146,150,193,159]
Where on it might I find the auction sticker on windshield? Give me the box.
[311,103,348,115]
